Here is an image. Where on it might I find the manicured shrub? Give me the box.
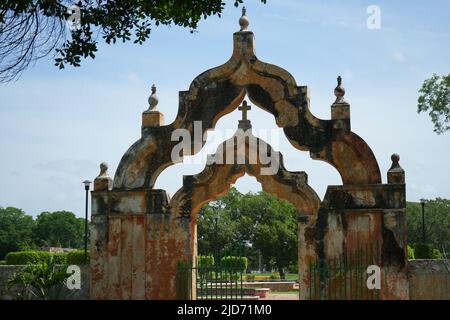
[5,251,67,265]
[66,250,89,265]
[0,260,5,265]
[197,255,214,268]
[197,255,214,278]
[230,274,240,281]
[270,272,280,280]
[413,243,442,259]
[407,245,415,259]
[432,248,442,259]
[246,274,255,281]
[220,256,248,273]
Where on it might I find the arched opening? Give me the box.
[169,126,321,299]
[195,176,301,300]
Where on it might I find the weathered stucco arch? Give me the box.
[90,12,408,300]
[113,27,381,192]
[170,130,321,218]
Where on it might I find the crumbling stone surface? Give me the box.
[408,260,450,300]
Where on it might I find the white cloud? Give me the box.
[127,71,138,82]
[343,69,353,80]
[391,51,406,62]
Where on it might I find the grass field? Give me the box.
[248,273,298,281]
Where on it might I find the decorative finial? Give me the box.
[334,76,346,103]
[94,161,113,191]
[390,153,401,170]
[239,6,250,31]
[98,162,109,177]
[147,83,159,111]
[387,153,405,184]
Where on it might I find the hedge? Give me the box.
[197,255,214,268]
[270,272,281,280]
[246,274,255,281]
[5,251,67,265]
[67,250,90,265]
[413,243,442,259]
[220,256,248,273]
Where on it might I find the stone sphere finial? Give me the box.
[388,153,404,183]
[389,153,404,171]
[148,83,159,111]
[334,76,346,100]
[239,6,250,31]
[391,153,400,168]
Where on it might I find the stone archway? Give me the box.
[169,117,321,299]
[90,10,408,300]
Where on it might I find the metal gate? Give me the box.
[176,245,246,300]
[308,241,384,300]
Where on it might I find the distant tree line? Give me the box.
[197,187,298,279]
[1,196,448,263]
[406,198,450,249]
[0,207,85,260]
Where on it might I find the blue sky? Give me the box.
[0,0,449,217]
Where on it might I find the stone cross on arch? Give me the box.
[238,100,251,121]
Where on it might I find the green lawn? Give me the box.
[268,290,298,295]
[247,273,298,281]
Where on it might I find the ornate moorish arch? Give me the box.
[90,10,408,300]
[112,11,380,192]
[170,126,321,218]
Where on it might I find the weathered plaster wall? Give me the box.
[409,260,450,300]
[90,188,193,299]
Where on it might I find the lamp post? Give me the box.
[82,180,92,264]
[420,199,426,243]
[214,216,218,257]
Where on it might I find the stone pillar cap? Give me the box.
[94,162,113,191]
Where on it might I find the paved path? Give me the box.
[261,293,299,300]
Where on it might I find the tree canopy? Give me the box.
[0,0,266,82]
[406,198,450,249]
[418,73,450,134]
[0,207,35,259]
[33,210,85,248]
[197,187,298,278]
[0,207,86,259]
